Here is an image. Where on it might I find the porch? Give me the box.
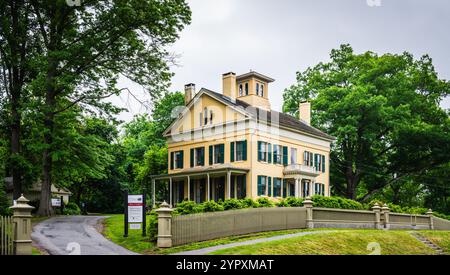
[151,166,249,207]
[283,164,322,198]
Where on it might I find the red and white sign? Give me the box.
[128,195,143,223]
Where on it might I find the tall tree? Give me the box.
[0,0,41,199]
[283,44,450,201]
[28,0,191,215]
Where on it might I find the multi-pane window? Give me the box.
[258,141,268,162]
[273,178,282,197]
[171,150,184,170]
[315,154,326,172]
[290,148,297,164]
[231,140,247,162]
[261,84,264,97]
[204,107,208,125]
[257,176,267,196]
[191,147,205,167]
[303,151,314,167]
[256,83,260,96]
[239,84,243,96]
[235,141,246,161]
[211,144,224,164]
[273,145,282,164]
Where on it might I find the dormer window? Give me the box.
[256,83,260,96]
[245,83,249,95]
[239,84,243,96]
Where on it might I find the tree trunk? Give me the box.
[345,164,360,200]
[11,88,22,200]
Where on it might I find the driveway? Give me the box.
[32,216,138,255]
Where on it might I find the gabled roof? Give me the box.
[236,71,275,83]
[164,88,335,141]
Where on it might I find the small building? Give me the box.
[151,71,334,206]
[4,177,72,204]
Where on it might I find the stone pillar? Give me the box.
[381,204,390,229]
[9,194,34,255]
[427,209,434,230]
[155,201,174,248]
[372,203,381,229]
[303,197,314,229]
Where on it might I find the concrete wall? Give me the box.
[433,216,450,230]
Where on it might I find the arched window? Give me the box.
[239,84,243,96]
[261,84,264,97]
[256,83,260,96]
[245,83,249,95]
[204,107,208,125]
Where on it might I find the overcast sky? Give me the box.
[110,0,450,123]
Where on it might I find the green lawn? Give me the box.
[209,230,441,255]
[419,231,450,254]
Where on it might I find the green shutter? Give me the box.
[243,175,247,197]
[243,140,247,161]
[257,141,261,161]
[200,147,205,166]
[283,146,288,166]
[283,179,287,198]
[209,145,213,165]
[230,142,235,162]
[314,154,318,170]
[179,151,184,169]
[268,177,272,197]
[170,152,174,170]
[322,155,326,172]
[272,145,277,164]
[219,144,225,163]
[257,176,262,196]
[268,143,272,163]
[190,148,194,167]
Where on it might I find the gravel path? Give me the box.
[32,215,138,255]
[172,230,335,255]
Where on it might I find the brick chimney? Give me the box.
[299,101,311,125]
[184,83,195,105]
[222,72,237,99]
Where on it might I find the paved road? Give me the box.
[172,230,335,255]
[32,216,138,255]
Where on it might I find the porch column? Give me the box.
[169,177,173,207]
[207,173,210,201]
[310,180,314,196]
[294,178,299,198]
[187,176,190,201]
[152,179,156,208]
[226,170,231,199]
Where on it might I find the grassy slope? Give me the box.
[419,231,450,254]
[209,230,439,255]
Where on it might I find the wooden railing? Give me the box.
[0,216,15,255]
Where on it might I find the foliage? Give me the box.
[147,211,159,242]
[221,199,244,210]
[312,195,364,210]
[63,202,81,215]
[173,200,203,215]
[0,184,11,216]
[200,200,225,212]
[256,197,274,208]
[283,44,450,202]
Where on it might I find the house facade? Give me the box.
[151,71,334,207]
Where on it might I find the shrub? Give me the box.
[173,200,202,215]
[199,200,224,212]
[63,202,81,215]
[146,211,159,241]
[276,199,289,207]
[256,197,274,208]
[285,197,304,207]
[221,199,244,210]
[240,198,259,208]
[311,195,364,210]
[0,185,11,216]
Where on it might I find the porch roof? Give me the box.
[150,164,249,180]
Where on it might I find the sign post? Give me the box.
[123,190,128,237]
[124,191,146,237]
[142,189,146,237]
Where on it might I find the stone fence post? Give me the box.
[303,197,314,229]
[372,203,381,229]
[427,209,434,230]
[9,194,35,255]
[381,203,390,229]
[155,201,173,248]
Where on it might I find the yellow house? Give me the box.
[151,71,334,206]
